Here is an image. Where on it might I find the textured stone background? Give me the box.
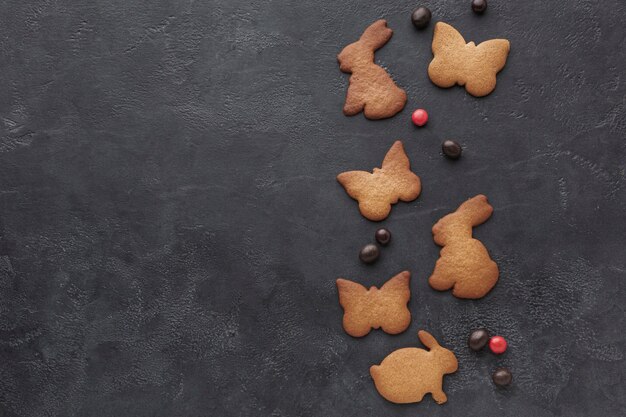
[0,0,625,416]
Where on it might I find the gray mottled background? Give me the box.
[0,0,625,416]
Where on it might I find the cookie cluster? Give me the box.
[333,3,513,406]
[338,12,509,121]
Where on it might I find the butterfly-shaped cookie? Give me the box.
[337,141,421,221]
[428,22,510,97]
[336,271,411,337]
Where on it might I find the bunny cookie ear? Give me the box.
[360,20,393,50]
[418,330,440,350]
[458,194,493,226]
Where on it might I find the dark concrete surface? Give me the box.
[0,1,625,416]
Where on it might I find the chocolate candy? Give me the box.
[492,367,512,386]
[411,109,428,126]
[442,140,462,160]
[359,243,380,264]
[468,328,489,351]
[411,7,432,29]
[471,0,488,13]
[489,335,508,354]
[375,228,391,246]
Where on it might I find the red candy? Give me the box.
[489,336,507,354]
[411,109,428,126]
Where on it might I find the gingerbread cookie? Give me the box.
[338,20,407,119]
[428,195,499,299]
[428,22,510,97]
[337,141,421,221]
[336,271,411,337]
[370,330,458,404]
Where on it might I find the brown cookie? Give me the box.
[428,195,499,299]
[428,22,510,97]
[337,141,421,221]
[370,330,458,404]
[336,271,411,337]
[337,20,407,119]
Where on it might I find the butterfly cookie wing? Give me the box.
[337,170,394,221]
[465,39,510,97]
[431,22,467,55]
[336,278,373,337]
[428,22,467,88]
[379,271,411,303]
[381,141,422,203]
[381,140,411,171]
[337,171,374,201]
[475,39,510,73]
[378,271,411,334]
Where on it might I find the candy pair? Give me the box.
[468,328,507,353]
[359,228,392,264]
[412,1,488,30]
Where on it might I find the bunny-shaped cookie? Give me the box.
[370,330,458,404]
[337,20,407,119]
[428,194,499,299]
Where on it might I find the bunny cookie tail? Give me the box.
[370,365,381,381]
